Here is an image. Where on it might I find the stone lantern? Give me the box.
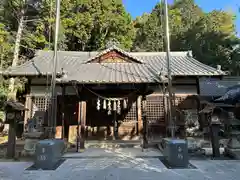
[23,111,45,156]
[199,102,222,158]
[4,100,28,158]
[225,112,240,159]
[209,114,222,158]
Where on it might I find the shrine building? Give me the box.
[2,45,225,142]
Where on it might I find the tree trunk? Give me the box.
[8,14,25,100]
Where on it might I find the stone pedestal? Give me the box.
[225,113,240,159]
[227,132,240,149]
[23,132,43,156]
[210,123,221,158]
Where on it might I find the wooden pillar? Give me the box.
[136,96,142,135]
[142,95,148,149]
[61,85,65,139]
[196,77,200,94]
[7,120,16,158]
[163,87,168,137]
[113,110,118,140]
[24,95,32,128]
[24,79,32,130]
[77,101,86,151]
[77,102,80,152]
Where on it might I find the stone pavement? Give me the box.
[63,146,163,158]
[0,147,240,180]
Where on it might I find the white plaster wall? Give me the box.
[151,85,197,96]
[30,85,77,96]
[30,84,197,97]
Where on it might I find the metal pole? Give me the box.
[164,0,174,138]
[49,0,61,138]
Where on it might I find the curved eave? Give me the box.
[173,74,226,77]
[1,72,64,78]
[1,72,226,81]
[56,78,162,84]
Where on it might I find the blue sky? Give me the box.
[122,0,240,36]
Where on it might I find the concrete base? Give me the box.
[227,138,240,149]
[23,139,39,156]
[225,147,240,159]
[23,132,44,156]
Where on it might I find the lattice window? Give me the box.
[123,102,136,122]
[174,96,185,106]
[31,96,50,117]
[146,95,165,125]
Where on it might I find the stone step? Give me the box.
[85,140,141,148]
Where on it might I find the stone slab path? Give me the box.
[0,148,240,180]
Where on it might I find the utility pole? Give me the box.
[8,14,25,100]
[49,0,61,138]
[164,0,175,138]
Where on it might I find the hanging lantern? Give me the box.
[103,99,107,109]
[113,100,117,111]
[123,99,127,109]
[117,100,121,114]
[107,100,111,115]
[97,98,100,111]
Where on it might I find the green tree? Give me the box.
[62,0,135,51]
[170,0,203,51]
[133,0,239,74]
[133,2,165,51]
[185,10,237,69]
[133,0,203,52]
[2,0,136,53]
[0,23,12,113]
[132,13,150,51]
[0,23,13,67]
[228,39,240,75]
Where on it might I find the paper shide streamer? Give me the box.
[94,96,129,115]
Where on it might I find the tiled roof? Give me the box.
[60,63,160,83]
[2,46,226,84]
[5,100,28,111]
[133,53,223,76]
[199,76,240,97]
